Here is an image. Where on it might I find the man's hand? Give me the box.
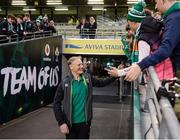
[118,64,125,69]
[59,123,69,134]
[107,67,118,77]
[125,63,141,81]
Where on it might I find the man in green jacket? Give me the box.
[53,56,93,139]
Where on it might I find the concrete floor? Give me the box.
[0,81,132,139]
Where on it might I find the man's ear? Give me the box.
[161,0,165,5]
[69,64,73,70]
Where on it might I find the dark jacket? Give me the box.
[0,20,15,36]
[76,23,89,38]
[53,73,93,126]
[23,21,35,32]
[88,22,97,39]
[16,23,24,37]
[138,2,180,74]
[138,16,163,48]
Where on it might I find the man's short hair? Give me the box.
[7,14,15,20]
[17,15,23,20]
[24,13,30,18]
[67,56,82,65]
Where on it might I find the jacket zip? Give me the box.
[83,75,88,124]
[70,80,72,126]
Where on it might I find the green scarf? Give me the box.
[121,35,131,61]
[163,2,180,18]
[131,26,140,63]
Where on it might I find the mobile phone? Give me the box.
[104,66,113,71]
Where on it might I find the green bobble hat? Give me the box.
[127,0,146,22]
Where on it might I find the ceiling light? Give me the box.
[23,8,36,11]
[88,0,104,4]
[47,2,62,5]
[88,2,104,4]
[47,0,62,5]
[12,0,26,5]
[55,8,68,11]
[92,7,106,11]
[88,0,103,1]
[55,7,68,11]
[127,0,138,4]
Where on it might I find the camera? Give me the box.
[104,66,113,71]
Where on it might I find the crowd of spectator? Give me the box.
[76,16,97,39]
[0,14,57,38]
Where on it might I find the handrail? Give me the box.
[57,28,126,39]
[0,31,54,44]
[143,66,180,139]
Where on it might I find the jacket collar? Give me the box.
[67,72,83,81]
[163,2,180,18]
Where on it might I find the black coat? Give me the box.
[88,22,97,39]
[0,20,16,36]
[77,23,89,38]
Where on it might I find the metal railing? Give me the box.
[57,28,126,39]
[138,66,180,139]
[0,31,55,44]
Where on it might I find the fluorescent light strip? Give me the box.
[88,0,103,1]
[55,8,68,11]
[47,2,62,5]
[88,1,104,4]
[127,0,138,4]
[127,1,138,4]
[47,0,62,3]
[23,8,36,11]
[88,0,104,4]
[47,0,62,5]
[12,3,26,5]
[92,8,106,11]
[12,0,26,5]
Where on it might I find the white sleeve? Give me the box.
[138,40,151,62]
[117,67,130,77]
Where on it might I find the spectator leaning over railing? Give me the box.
[88,16,97,39]
[16,15,25,39]
[34,19,43,32]
[107,0,180,82]
[48,20,57,33]
[106,1,146,76]
[41,15,49,32]
[124,0,180,82]
[0,14,16,36]
[76,17,89,39]
[23,13,35,33]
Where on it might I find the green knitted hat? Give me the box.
[127,1,146,22]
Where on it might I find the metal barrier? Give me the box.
[0,35,62,124]
[58,28,126,39]
[118,77,132,102]
[0,35,8,43]
[138,66,180,139]
[0,31,54,44]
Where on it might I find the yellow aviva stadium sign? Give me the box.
[63,39,125,55]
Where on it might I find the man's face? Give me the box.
[17,18,22,24]
[7,18,13,24]
[128,20,137,31]
[126,37,133,45]
[155,0,166,14]
[70,59,84,75]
